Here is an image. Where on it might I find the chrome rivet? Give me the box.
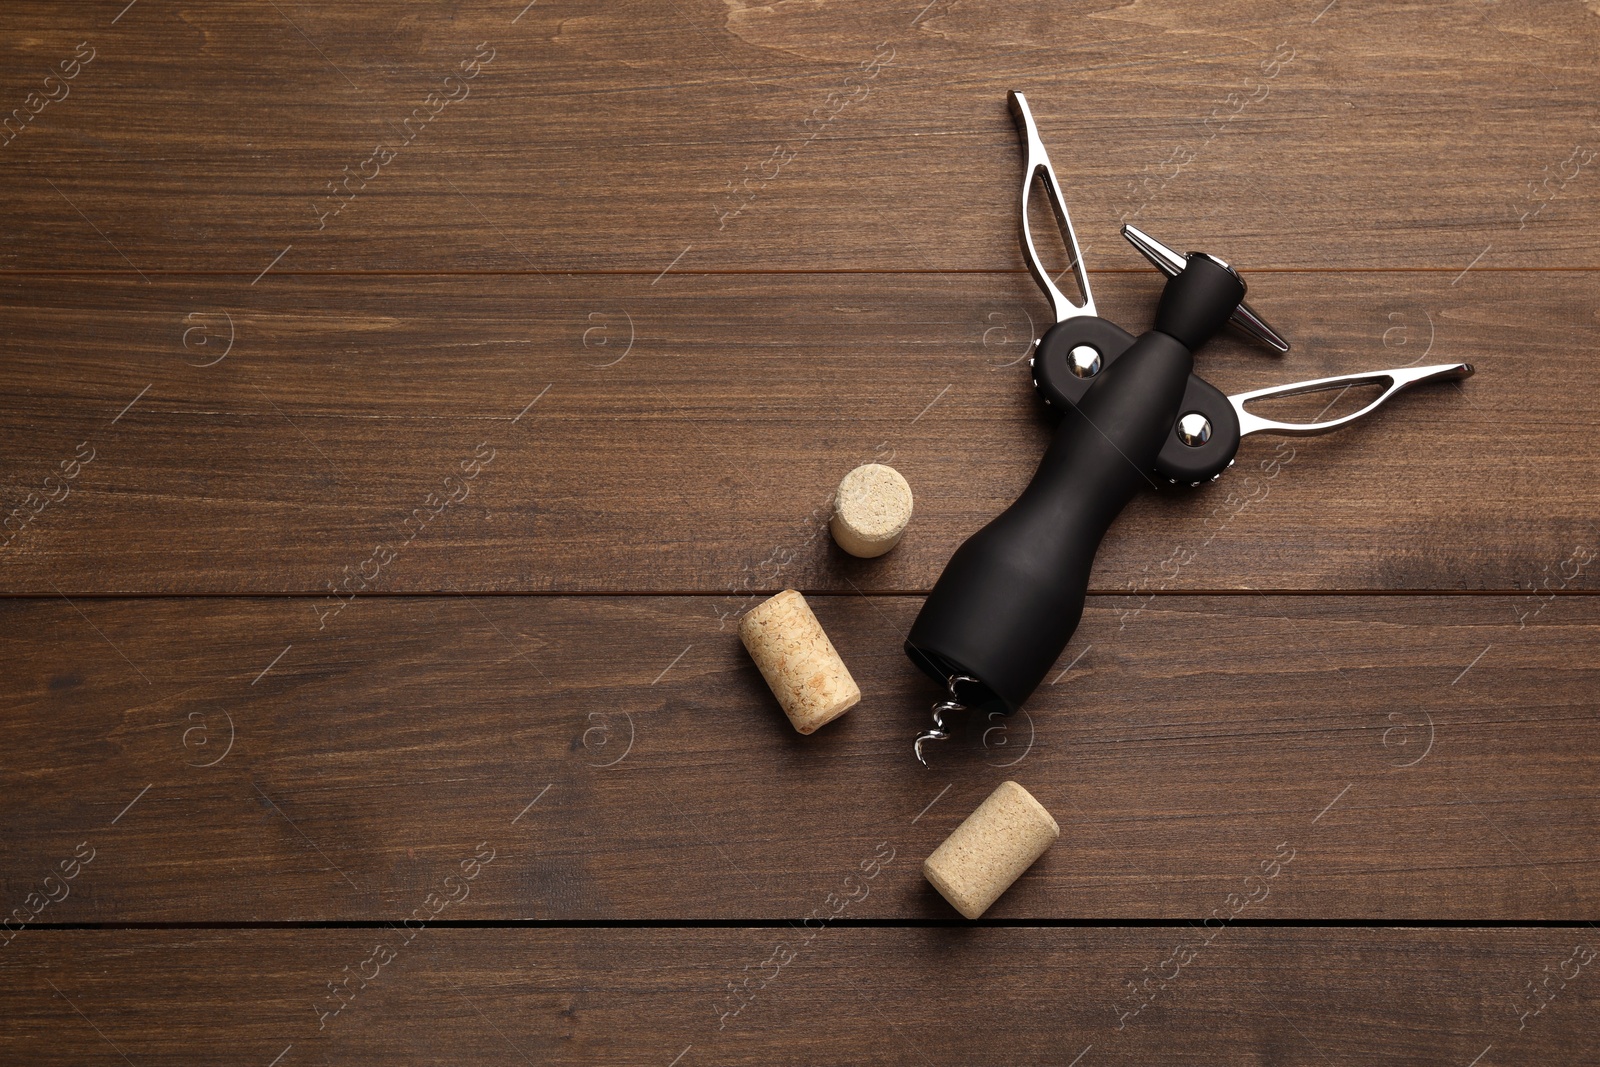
[1176,412,1212,446]
[1069,345,1101,378]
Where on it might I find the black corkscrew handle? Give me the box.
[904,91,1465,765]
[905,256,1244,720]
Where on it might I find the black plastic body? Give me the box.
[1032,304,1243,486]
[906,256,1245,715]
[1157,374,1241,483]
[1032,317,1137,410]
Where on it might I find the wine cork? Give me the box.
[830,463,913,558]
[739,589,861,734]
[923,780,1059,919]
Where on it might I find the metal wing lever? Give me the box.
[1229,362,1474,437]
[1008,91,1097,324]
[1153,360,1475,486]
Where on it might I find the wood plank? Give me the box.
[1,270,1593,594]
[3,5,1594,1063]
[2,594,1595,921]
[2,0,1598,272]
[2,928,1595,1064]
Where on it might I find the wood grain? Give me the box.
[0,270,1593,595]
[0,0,1597,272]
[2,0,1597,1057]
[2,594,1594,921]
[2,928,1594,1065]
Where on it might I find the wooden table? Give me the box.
[3,1,1597,1062]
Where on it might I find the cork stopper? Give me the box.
[830,463,913,558]
[923,780,1059,919]
[738,589,861,734]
